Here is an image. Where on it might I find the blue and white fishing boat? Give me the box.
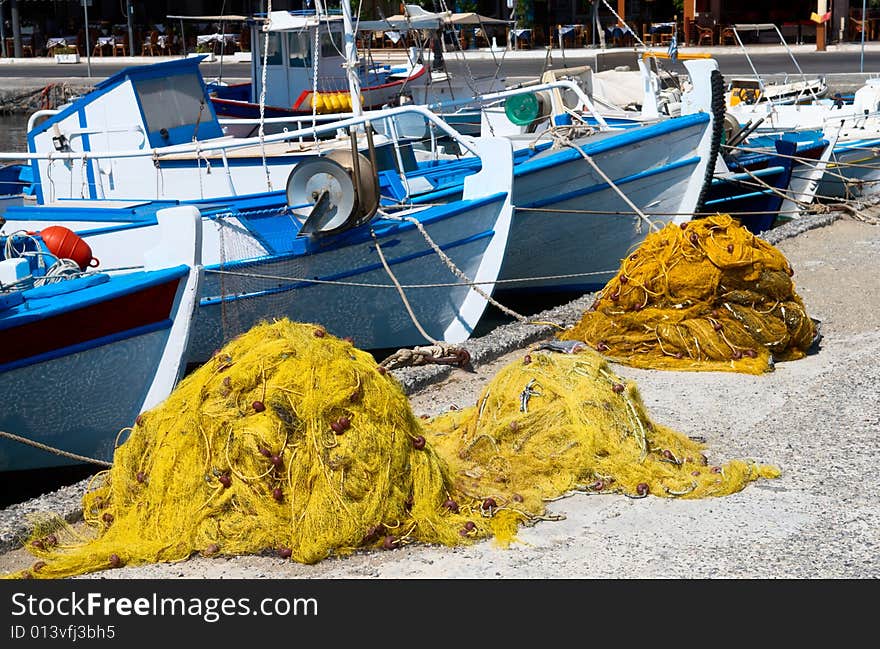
[0,208,202,472]
[209,9,430,129]
[371,59,725,293]
[2,107,517,361]
[12,56,406,205]
[211,6,508,139]
[726,78,880,200]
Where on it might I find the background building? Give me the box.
[1,0,875,56]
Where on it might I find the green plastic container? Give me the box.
[504,93,541,126]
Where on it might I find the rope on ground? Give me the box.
[0,430,112,467]
[830,201,880,223]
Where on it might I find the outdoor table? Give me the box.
[97,36,115,47]
[557,24,580,45]
[197,33,238,54]
[46,36,76,56]
[511,28,531,49]
[650,21,676,44]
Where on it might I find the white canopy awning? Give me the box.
[357,5,510,32]
[263,11,344,32]
[167,15,250,22]
[733,24,779,31]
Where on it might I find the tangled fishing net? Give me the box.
[560,214,817,374]
[15,320,471,579]
[423,350,779,547]
[11,320,778,579]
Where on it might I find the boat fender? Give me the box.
[39,225,99,270]
[694,69,727,216]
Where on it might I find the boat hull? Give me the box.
[0,267,192,472]
[190,195,509,360]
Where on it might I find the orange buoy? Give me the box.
[39,225,98,270]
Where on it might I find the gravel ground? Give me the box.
[2,213,878,579]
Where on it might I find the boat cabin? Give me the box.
[28,57,223,203]
[250,11,350,110]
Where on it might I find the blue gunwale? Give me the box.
[522,156,700,209]
[205,192,507,269]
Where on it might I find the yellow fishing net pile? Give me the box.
[560,214,817,374]
[11,320,778,579]
[424,350,779,548]
[16,320,470,579]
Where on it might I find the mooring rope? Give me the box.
[551,128,658,232]
[370,228,439,344]
[205,266,617,289]
[0,429,112,467]
[380,211,530,323]
[257,0,273,191]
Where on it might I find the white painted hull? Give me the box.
[483,116,710,291]
[502,157,700,291]
[817,146,880,199]
[192,198,508,359]
[0,327,175,471]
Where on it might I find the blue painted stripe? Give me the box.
[513,112,709,178]
[0,318,172,374]
[834,140,880,153]
[522,156,700,209]
[77,108,98,200]
[201,229,493,306]
[705,190,778,205]
[204,193,505,272]
[721,166,786,183]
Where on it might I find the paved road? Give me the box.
[2,49,880,82]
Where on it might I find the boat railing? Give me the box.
[4,103,484,162]
[731,24,822,107]
[5,81,604,167]
[27,109,60,133]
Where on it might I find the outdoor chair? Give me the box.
[141,30,159,56]
[719,26,736,45]
[696,24,713,46]
[113,34,128,56]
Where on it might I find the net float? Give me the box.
[39,225,99,270]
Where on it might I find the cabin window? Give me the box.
[134,73,207,137]
[257,31,283,66]
[288,31,311,67]
[320,29,343,58]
